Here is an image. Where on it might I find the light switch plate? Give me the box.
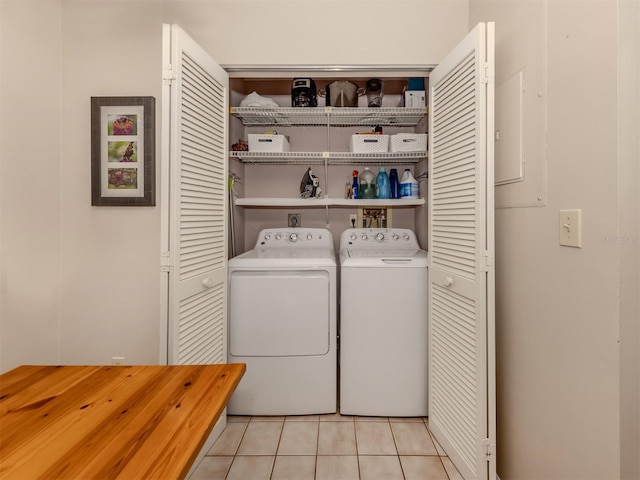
[559,209,582,248]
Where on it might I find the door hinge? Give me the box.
[481,62,494,84]
[160,251,173,272]
[481,250,495,271]
[481,437,496,459]
[163,65,175,85]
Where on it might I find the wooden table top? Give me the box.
[0,363,245,480]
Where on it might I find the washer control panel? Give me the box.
[341,228,420,250]
[257,228,333,248]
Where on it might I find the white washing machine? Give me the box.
[339,228,429,417]
[228,228,337,415]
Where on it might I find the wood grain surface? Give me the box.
[0,364,245,479]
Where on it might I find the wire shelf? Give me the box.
[230,107,427,127]
[229,151,427,165]
[233,197,426,208]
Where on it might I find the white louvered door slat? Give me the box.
[428,22,496,480]
[162,24,229,366]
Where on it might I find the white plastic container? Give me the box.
[248,134,290,152]
[349,134,389,153]
[389,133,428,152]
[404,90,426,108]
[399,169,419,199]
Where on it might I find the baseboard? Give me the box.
[185,410,227,478]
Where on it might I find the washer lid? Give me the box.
[346,249,425,258]
[340,249,428,267]
[229,247,337,268]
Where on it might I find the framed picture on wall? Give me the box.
[91,96,155,206]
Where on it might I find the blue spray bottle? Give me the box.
[352,170,359,199]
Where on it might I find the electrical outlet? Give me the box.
[111,356,125,365]
[349,214,357,227]
[288,213,301,228]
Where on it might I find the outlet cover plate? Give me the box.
[559,209,582,248]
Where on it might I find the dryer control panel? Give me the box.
[256,228,333,249]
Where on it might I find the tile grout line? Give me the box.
[269,417,285,480]
[387,417,408,480]
[226,418,249,480]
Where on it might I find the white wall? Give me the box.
[162,0,469,67]
[470,0,639,478]
[0,1,62,372]
[57,2,164,365]
[618,1,640,478]
[0,1,165,371]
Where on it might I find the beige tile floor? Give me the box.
[190,414,464,480]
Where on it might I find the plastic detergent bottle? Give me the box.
[359,168,376,199]
[352,170,359,199]
[389,168,400,199]
[376,167,391,199]
[400,168,419,199]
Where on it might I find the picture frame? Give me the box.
[91,96,156,206]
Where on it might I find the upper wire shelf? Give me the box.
[229,151,427,165]
[230,107,427,127]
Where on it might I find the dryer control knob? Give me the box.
[361,234,368,240]
[275,234,282,240]
[403,234,410,241]
[264,234,271,241]
[350,234,357,241]
[306,233,313,240]
[375,233,385,242]
[392,234,399,240]
[289,233,298,242]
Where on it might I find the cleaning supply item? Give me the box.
[352,170,359,200]
[345,177,353,199]
[389,168,400,199]
[376,167,391,199]
[400,169,419,199]
[359,168,376,199]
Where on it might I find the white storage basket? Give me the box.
[349,134,389,153]
[248,134,290,152]
[389,133,428,152]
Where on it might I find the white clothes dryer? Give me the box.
[228,228,337,415]
[339,228,429,417]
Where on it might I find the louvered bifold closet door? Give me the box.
[163,24,229,366]
[428,22,495,480]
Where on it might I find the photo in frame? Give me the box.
[91,96,155,206]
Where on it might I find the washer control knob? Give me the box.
[392,234,399,240]
[375,233,385,242]
[361,234,368,240]
[275,234,282,240]
[264,234,271,241]
[289,233,298,242]
[403,234,410,241]
[350,234,357,241]
[306,233,313,240]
